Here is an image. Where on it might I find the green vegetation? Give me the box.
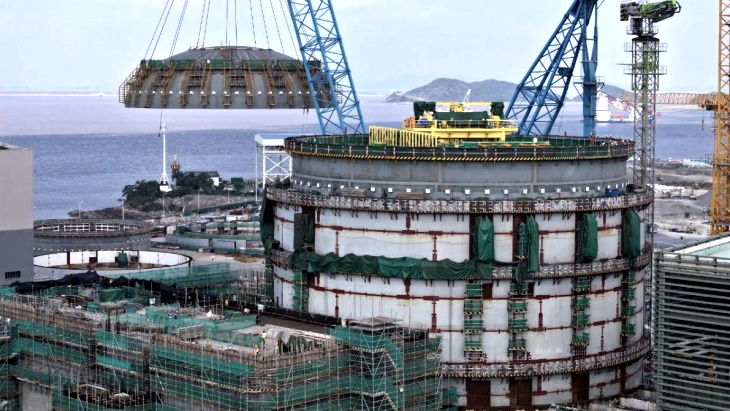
[121,172,256,213]
[122,180,164,212]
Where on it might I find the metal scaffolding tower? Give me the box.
[254,134,292,195]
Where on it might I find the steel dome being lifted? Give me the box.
[120,45,319,109]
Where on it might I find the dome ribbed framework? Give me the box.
[120,46,324,109]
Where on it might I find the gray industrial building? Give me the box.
[0,143,33,284]
[654,235,730,411]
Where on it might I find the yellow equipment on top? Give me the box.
[370,101,520,148]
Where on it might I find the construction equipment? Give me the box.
[711,0,730,234]
[506,0,600,137]
[621,0,680,204]
[287,0,366,136]
[620,0,682,23]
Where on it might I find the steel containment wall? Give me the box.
[263,134,651,409]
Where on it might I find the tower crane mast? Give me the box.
[620,0,680,209]
[711,0,730,234]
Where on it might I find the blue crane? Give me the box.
[506,0,600,136]
[287,0,366,136]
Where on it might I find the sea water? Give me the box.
[0,95,715,220]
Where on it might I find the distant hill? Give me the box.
[568,84,629,102]
[386,78,517,103]
[387,78,629,104]
[600,84,628,99]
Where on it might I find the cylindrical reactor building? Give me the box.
[262,134,651,409]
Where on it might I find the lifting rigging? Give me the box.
[120,0,364,137]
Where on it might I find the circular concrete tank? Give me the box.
[34,250,192,279]
[34,219,155,255]
[263,133,651,409]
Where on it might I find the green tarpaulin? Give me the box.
[421,259,492,280]
[578,214,599,262]
[434,111,489,121]
[293,213,315,251]
[288,251,493,280]
[622,209,642,258]
[473,216,495,262]
[117,252,129,268]
[513,261,528,284]
[413,101,437,119]
[491,102,505,118]
[378,257,424,279]
[526,215,540,273]
[339,253,379,275]
[260,192,275,245]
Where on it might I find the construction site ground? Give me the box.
[653,161,712,237]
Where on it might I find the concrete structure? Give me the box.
[33,250,193,279]
[263,133,652,409]
[0,142,33,285]
[120,46,317,110]
[33,219,155,256]
[654,235,730,411]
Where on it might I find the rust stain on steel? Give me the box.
[441,337,649,378]
[266,188,653,215]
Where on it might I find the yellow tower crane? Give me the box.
[711,0,730,234]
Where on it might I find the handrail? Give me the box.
[442,336,649,378]
[266,189,653,215]
[285,134,635,161]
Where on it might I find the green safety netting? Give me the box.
[578,213,599,262]
[473,216,495,262]
[293,213,315,250]
[622,209,641,258]
[53,391,158,411]
[289,251,493,280]
[526,215,540,272]
[99,288,126,302]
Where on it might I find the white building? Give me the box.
[0,143,33,284]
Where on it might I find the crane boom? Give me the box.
[506,0,599,136]
[711,0,730,234]
[287,0,366,135]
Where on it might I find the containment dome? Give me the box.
[119,46,322,109]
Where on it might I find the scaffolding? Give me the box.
[330,317,447,411]
[0,289,452,410]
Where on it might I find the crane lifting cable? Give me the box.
[119,0,326,111]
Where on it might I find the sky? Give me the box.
[0,0,717,93]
